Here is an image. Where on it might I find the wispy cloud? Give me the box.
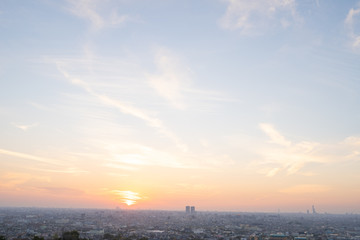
[50,47,237,169]
[0,172,50,190]
[12,122,38,131]
[219,0,300,35]
[345,5,360,49]
[102,143,186,170]
[0,149,89,175]
[256,123,360,177]
[0,148,63,166]
[343,136,360,145]
[57,65,188,152]
[147,47,238,110]
[66,0,130,31]
[147,48,192,110]
[30,167,89,174]
[256,127,321,176]
[259,123,291,146]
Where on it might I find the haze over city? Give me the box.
[1,0,360,214]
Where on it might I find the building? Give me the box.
[312,205,317,214]
[185,206,190,213]
[191,206,195,213]
[269,233,291,240]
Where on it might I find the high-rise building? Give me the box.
[185,206,190,213]
[312,205,317,214]
[191,206,195,213]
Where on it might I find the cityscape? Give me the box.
[1,207,360,240]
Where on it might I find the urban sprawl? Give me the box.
[1,208,360,240]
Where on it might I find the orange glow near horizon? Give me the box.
[111,190,142,206]
[124,199,136,206]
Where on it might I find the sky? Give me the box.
[1,0,360,214]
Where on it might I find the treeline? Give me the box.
[0,231,149,240]
[0,231,84,240]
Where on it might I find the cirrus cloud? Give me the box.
[147,48,192,110]
[219,0,300,35]
[256,123,360,177]
[66,0,130,31]
[345,5,360,49]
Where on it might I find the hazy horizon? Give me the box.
[1,0,360,214]
[0,205,347,215]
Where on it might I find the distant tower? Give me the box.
[312,205,317,214]
[307,209,309,214]
[186,206,190,213]
[191,206,195,213]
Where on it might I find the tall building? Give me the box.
[185,206,190,213]
[312,205,317,214]
[191,206,195,213]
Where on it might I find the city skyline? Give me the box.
[1,0,360,214]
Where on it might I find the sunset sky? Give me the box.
[1,0,360,214]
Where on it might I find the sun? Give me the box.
[124,199,136,206]
[111,190,142,206]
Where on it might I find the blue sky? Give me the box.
[1,0,360,212]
